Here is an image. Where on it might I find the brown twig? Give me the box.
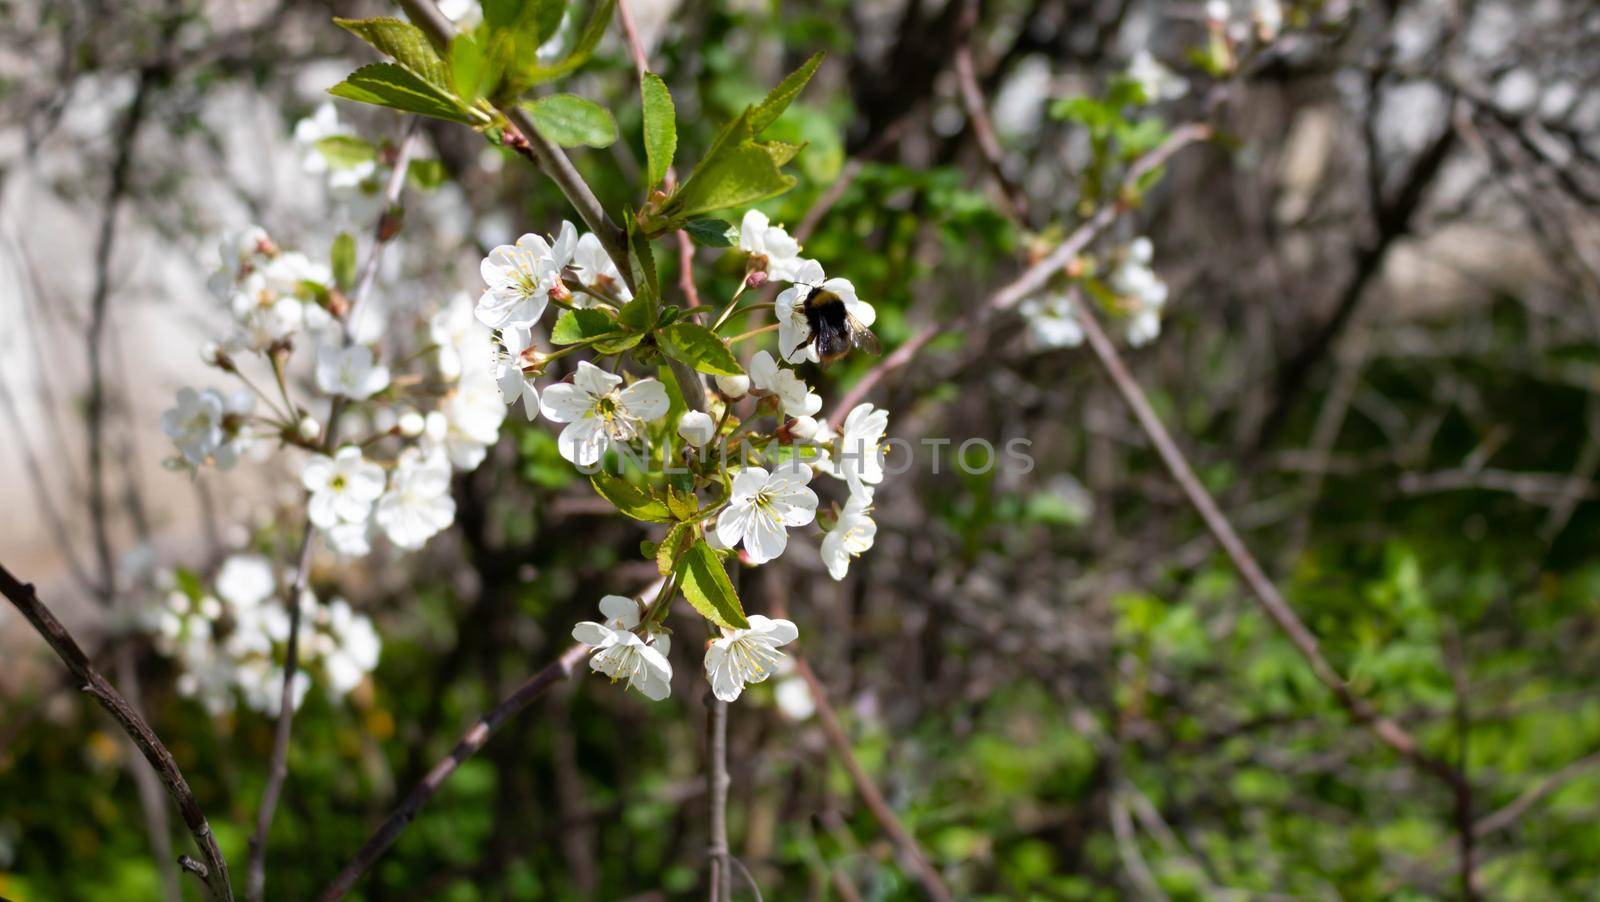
[395,0,628,270]
[707,695,732,901]
[317,644,588,899]
[1474,747,1600,839]
[1065,285,1464,788]
[792,656,952,902]
[953,0,1028,223]
[0,564,234,900]
[827,124,1211,428]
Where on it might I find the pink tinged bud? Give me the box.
[745,270,769,290]
[549,282,573,303]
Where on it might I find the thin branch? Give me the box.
[793,656,952,901]
[244,521,316,902]
[707,696,731,901]
[1474,747,1600,839]
[246,125,420,902]
[953,0,1028,223]
[763,570,949,899]
[0,564,233,900]
[828,124,1211,428]
[395,0,628,270]
[317,644,589,900]
[1065,286,1463,786]
[85,49,160,606]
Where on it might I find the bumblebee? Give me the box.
[794,287,880,362]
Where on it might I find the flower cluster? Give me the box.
[141,554,379,716]
[165,225,506,558]
[514,210,892,704]
[1019,236,1171,349]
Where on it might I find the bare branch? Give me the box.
[317,644,588,900]
[0,564,234,901]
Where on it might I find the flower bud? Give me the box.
[788,415,820,441]
[297,416,322,442]
[397,408,426,438]
[744,270,769,290]
[548,281,573,303]
[715,373,750,398]
[677,411,715,447]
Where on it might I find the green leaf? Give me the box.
[592,331,645,355]
[667,136,798,219]
[407,159,446,190]
[483,0,567,44]
[749,51,824,134]
[313,135,376,169]
[329,63,475,124]
[331,233,357,292]
[522,93,618,148]
[658,323,743,376]
[335,17,452,88]
[590,472,672,523]
[449,33,493,108]
[682,218,736,247]
[507,0,617,90]
[641,72,677,189]
[656,521,695,575]
[617,295,656,332]
[675,540,748,629]
[665,487,699,521]
[550,308,618,344]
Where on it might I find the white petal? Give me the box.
[571,360,622,398]
[558,418,609,466]
[598,594,640,629]
[619,380,669,421]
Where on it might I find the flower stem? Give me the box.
[727,323,779,345]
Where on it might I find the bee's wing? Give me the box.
[847,314,881,356]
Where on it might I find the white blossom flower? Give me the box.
[715,373,750,398]
[162,387,226,467]
[1112,237,1169,347]
[835,403,890,495]
[748,350,821,418]
[215,555,276,609]
[1253,0,1283,40]
[302,446,385,529]
[227,273,303,350]
[678,410,716,447]
[715,463,818,564]
[739,210,806,283]
[161,388,253,470]
[325,521,374,557]
[293,103,354,176]
[431,292,493,381]
[316,343,391,400]
[704,615,799,702]
[539,361,669,466]
[493,325,540,419]
[438,370,510,470]
[320,598,381,696]
[260,251,331,298]
[774,260,875,364]
[1019,292,1084,348]
[376,447,456,550]
[571,232,632,303]
[572,594,673,700]
[773,669,816,720]
[475,222,577,329]
[787,415,820,441]
[821,491,878,580]
[1128,50,1188,102]
[209,225,271,297]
